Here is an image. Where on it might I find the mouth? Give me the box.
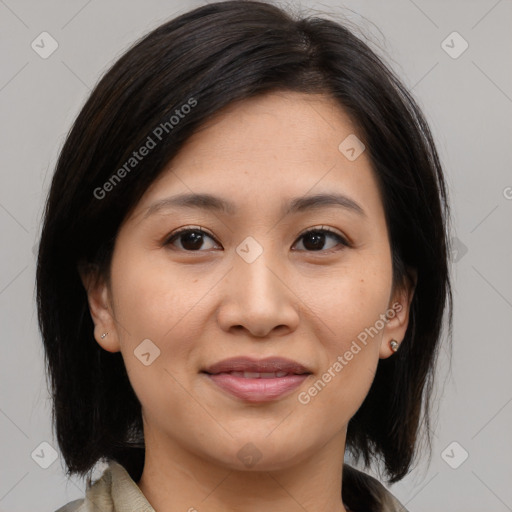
[202,356,312,375]
[201,356,312,402]
[205,370,303,378]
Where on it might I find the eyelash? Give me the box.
[164,225,350,253]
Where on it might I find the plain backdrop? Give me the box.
[0,1,511,511]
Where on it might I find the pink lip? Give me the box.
[203,356,311,375]
[204,373,310,402]
[201,356,312,403]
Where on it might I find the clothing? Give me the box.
[56,460,408,512]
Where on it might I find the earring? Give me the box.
[100,332,108,339]
[390,339,399,352]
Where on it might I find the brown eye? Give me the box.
[164,226,349,253]
[165,228,219,251]
[293,227,349,252]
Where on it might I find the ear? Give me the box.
[78,261,121,353]
[379,268,417,359]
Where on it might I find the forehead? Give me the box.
[176,91,362,165]
[132,91,383,221]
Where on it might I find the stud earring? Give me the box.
[390,339,399,352]
[100,332,108,339]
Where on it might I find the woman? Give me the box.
[36,1,452,511]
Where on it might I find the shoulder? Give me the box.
[55,499,84,512]
[54,464,115,512]
[54,460,153,512]
[343,464,408,512]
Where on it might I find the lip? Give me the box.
[202,356,311,375]
[204,373,310,402]
[201,356,312,403]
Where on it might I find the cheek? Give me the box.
[302,250,392,346]
[108,252,203,418]
[299,253,392,406]
[110,246,201,341]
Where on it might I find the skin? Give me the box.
[81,91,415,512]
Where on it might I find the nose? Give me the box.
[216,247,300,338]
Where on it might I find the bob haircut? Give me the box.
[36,0,452,485]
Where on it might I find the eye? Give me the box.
[164,225,350,253]
[292,226,349,253]
[164,226,220,251]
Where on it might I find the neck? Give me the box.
[137,426,349,512]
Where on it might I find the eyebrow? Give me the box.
[143,192,366,219]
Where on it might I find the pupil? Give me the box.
[304,231,324,251]
[182,231,203,250]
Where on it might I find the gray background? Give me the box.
[1,0,511,510]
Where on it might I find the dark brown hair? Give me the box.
[36,0,452,487]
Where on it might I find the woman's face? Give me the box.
[86,91,414,471]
